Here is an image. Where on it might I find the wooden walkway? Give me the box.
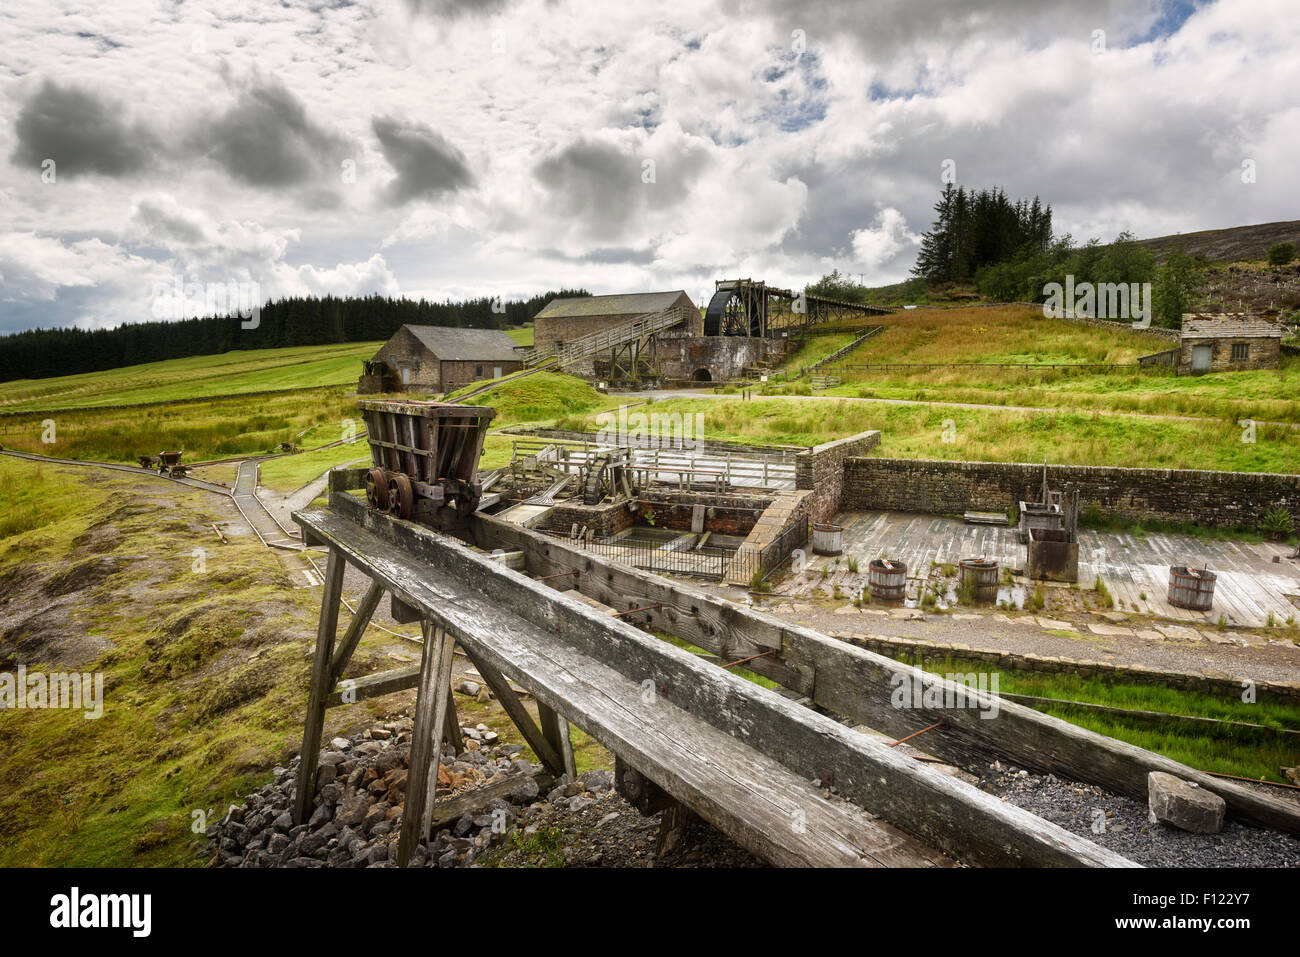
[825,511,1300,628]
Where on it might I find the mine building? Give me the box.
[1178,314,1281,375]
[360,325,524,393]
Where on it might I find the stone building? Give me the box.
[1177,314,1281,375]
[363,325,523,393]
[534,291,701,357]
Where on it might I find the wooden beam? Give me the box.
[293,547,345,824]
[325,664,420,708]
[461,645,566,776]
[397,621,457,868]
[427,768,555,833]
[391,594,422,624]
[537,700,577,780]
[329,579,384,686]
[443,690,463,755]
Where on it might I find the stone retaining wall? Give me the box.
[843,457,1300,530]
[795,430,882,525]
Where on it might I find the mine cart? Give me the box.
[357,398,496,521]
[157,450,187,477]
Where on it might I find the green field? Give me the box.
[0,387,359,465]
[0,342,380,412]
[257,442,371,492]
[506,326,534,347]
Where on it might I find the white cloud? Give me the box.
[850,207,920,278]
[0,0,1296,331]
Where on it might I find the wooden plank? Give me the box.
[537,700,578,779]
[428,769,555,832]
[293,547,345,824]
[329,579,384,685]
[444,690,463,755]
[326,664,420,708]
[397,622,457,867]
[462,646,566,776]
[298,503,1136,866]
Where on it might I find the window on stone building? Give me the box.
[475,364,484,376]
[1231,343,1249,361]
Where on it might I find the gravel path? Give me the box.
[974,762,1300,867]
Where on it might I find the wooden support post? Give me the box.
[461,647,566,775]
[537,700,578,780]
[397,620,457,868]
[328,578,384,686]
[293,548,345,824]
[443,691,463,755]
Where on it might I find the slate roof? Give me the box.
[534,291,692,319]
[1181,314,1282,339]
[397,326,522,361]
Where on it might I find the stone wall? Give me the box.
[842,457,1300,530]
[638,487,773,536]
[795,430,882,525]
[542,500,636,539]
[371,328,441,390]
[541,488,773,539]
[728,490,812,585]
[439,359,522,391]
[654,336,786,382]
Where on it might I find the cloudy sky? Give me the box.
[0,0,1296,333]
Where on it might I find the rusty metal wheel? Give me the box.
[387,473,414,520]
[365,468,389,510]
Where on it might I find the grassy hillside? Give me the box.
[1134,220,1300,263]
[843,306,1157,364]
[0,342,380,412]
[571,396,1299,473]
[0,458,329,865]
[0,388,359,464]
[795,306,1300,422]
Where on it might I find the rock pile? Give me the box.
[200,717,615,868]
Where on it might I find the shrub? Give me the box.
[1260,506,1295,540]
[1267,241,1297,266]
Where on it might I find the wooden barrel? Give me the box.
[868,559,907,602]
[811,523,843,556]
[958,557,999,602]
[1168,566,1216,611]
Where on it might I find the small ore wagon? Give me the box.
[357,398,495,521]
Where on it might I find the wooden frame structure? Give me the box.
[290,480,1169,869]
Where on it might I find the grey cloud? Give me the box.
[191,76,351,191]
[372,116,475,206]
[11,80,158,177]
[533,137,711,241]
[403,0,515,18]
